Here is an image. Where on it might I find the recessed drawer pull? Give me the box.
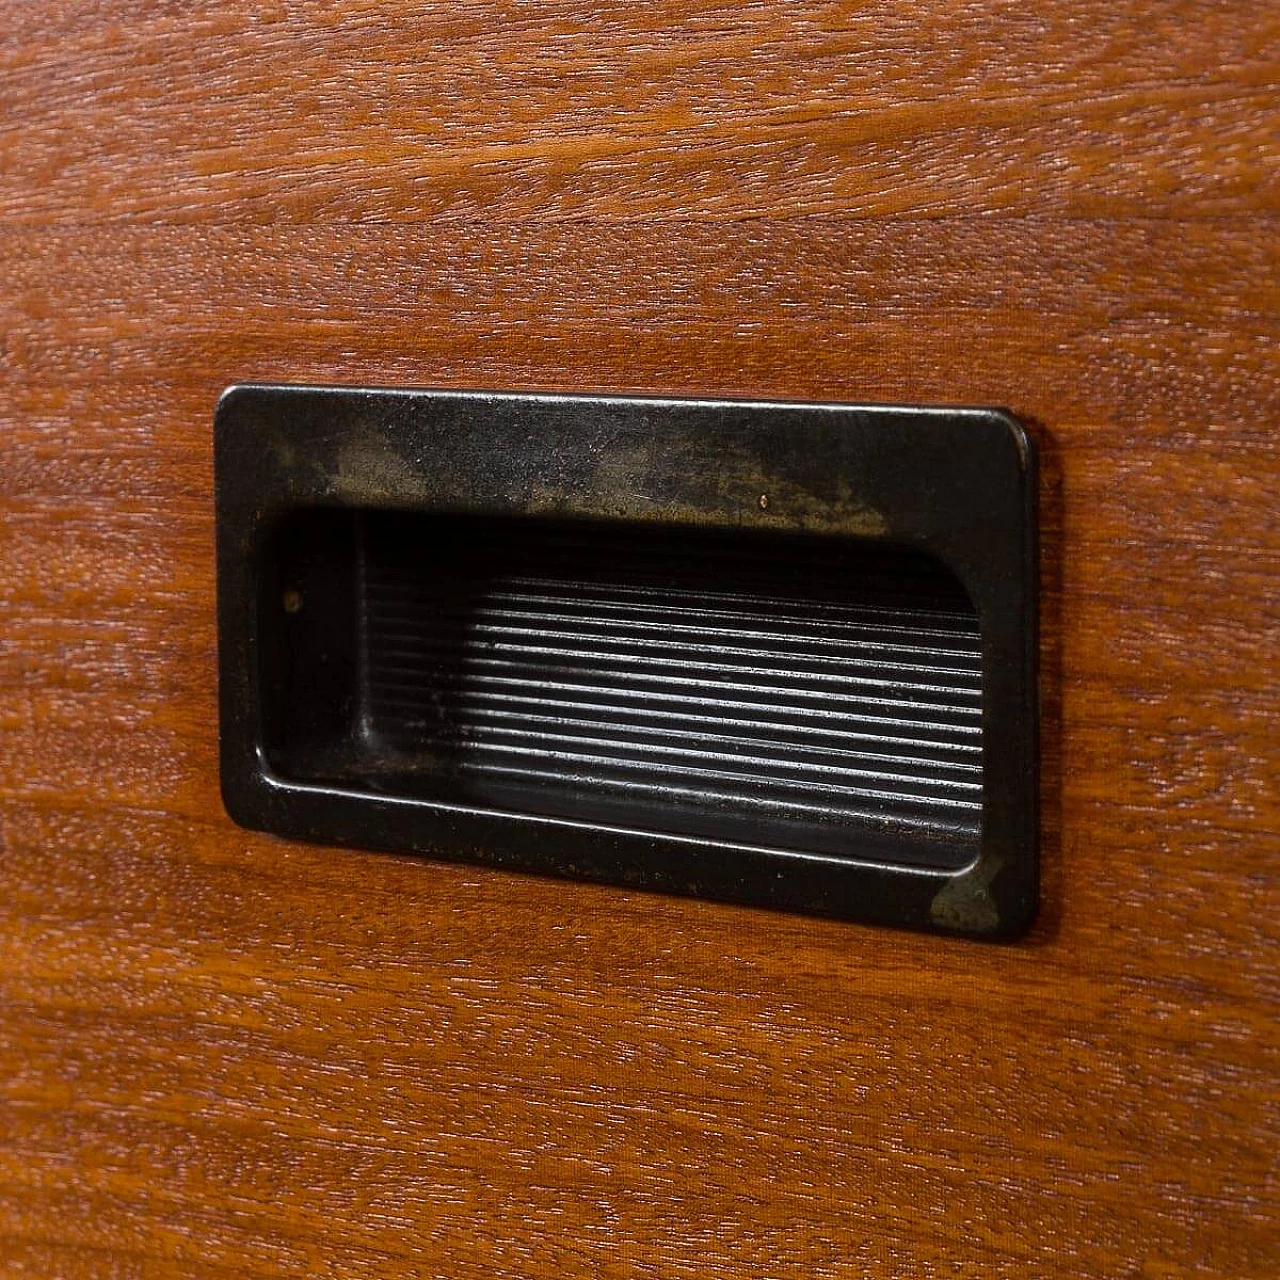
[216,386,1037,937]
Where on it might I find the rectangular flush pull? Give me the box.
[216,387,1037,937]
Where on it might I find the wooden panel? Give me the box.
[1,3,1276,1277]
[1,2,1276,223]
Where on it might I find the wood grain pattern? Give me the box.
[1,3,1277,1277]
[2,2,1277,223]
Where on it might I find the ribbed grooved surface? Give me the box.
[357,515,982,868]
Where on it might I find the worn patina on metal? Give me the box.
[215,386,1038,938]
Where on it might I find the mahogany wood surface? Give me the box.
[1,3,1277,1276]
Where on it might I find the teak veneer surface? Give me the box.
[1,2,1277,1277]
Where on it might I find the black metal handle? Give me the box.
[216,386,1037,937]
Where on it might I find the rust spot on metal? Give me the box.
[930,859,1002,934]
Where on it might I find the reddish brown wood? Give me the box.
[1,4,1277,1277]
[1,1,1277,225]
